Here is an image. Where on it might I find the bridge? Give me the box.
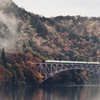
[36,60,100,83]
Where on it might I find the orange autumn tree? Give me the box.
[4,51,44,86]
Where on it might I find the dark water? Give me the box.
[0,86,100,100]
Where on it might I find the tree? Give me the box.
[1,49,7,68]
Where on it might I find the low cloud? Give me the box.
[0,11,18,50]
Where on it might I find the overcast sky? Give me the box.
[13,0,100,17]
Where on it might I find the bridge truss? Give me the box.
[36,63,100,82]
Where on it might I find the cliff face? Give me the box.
[0,1,100,86]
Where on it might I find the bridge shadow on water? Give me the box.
[0,85,100,100]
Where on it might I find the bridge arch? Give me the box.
[36,63,100,83]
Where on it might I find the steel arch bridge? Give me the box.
[36,61,100,83]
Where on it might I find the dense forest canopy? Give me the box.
[0,0,99,87]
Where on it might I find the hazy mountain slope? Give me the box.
[0,1,100,61]
[1,2,100,61]
[0,0,100,86]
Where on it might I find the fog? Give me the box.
[0,0,18,50]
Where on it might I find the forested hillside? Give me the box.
[0,0,100,87]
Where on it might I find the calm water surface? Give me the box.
[0,86,100,100]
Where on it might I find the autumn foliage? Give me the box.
[0,51,43,87]
[0,1,100,86]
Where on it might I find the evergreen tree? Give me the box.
[1,48,7,68]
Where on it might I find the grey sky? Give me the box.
[13,0,100,17]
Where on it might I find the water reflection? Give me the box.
[0,86,100,100]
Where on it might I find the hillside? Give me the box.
[0,0,100,86]
[0,1,100,61]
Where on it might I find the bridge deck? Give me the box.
[45,60,100,65]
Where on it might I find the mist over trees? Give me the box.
[0,0,99,87]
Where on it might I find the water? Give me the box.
[0,86,100,100]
